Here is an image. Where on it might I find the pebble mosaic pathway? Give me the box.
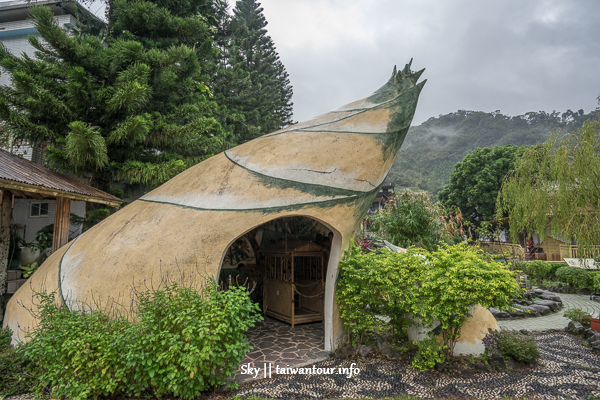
[499,294,600,332]
[236,317,329,384]
[233,332,600,399]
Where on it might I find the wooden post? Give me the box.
[0,189,12,302]
[52,197,71,253]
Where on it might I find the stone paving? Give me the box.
[498,294,600,331]
[233,332,600,399]
[236,317,330,384]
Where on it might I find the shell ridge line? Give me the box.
[222,150,370,195]
[138,193,365,213]
[241,83,423,140]
[58,235,84,311]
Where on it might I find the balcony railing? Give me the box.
[559,244,600,259]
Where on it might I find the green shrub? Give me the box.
[515,261,564,281]
[338,242,520,360]
[337,243,425,345]
[125,282,262,398]
[483,329,539,364]
[555,266,593,289]
[593,273,600,291]
[0,326,12,349]
[411,337,447,371]
[25,279,261,400]
[419,243,520,357]
[0,344,40,397]
[26,293,133,400]
[564,309,592,327]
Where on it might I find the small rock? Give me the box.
[336,344,356,358]
[519,329,531,336]
[489,353,506,372]
[474,362,493,372]
[566,321,585,335]
[434,361,454,372]
[582,328,599,341]
[357,345,373,357]
[378,341,401,359]
[590,340,600,350]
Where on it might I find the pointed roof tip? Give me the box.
[415,79,427,90]
[392,65,397,75]
[409,68,426,82]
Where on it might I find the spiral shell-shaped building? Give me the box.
[4,61,425,350]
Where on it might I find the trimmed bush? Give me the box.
[515,261,564,282]
[25,279,261,400]
[555,266,593,289]
[483,329,539,364]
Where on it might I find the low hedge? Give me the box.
[515,261,598,290]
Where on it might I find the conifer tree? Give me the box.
[214,0,293,143]
[0,1,227,192]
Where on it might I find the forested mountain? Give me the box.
[388,108,600,198]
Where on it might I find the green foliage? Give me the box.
[411,336,447,371]
[213,0,294,143]
[483,329,539,364]
[337,242,519,360]
[388,109,598,197]
[370,189,464,251]
[438,145,522,226]
[0,1,229,194]
[336,243,425,345]
[555,266,593,289]
[594,273,600,291]
[498,119,600,253]
[514,261,564,282]
[19,262,38,279]
[418,243,520,357]
[564,309,592,328]
[0,326,12,349]
[0,345,40,397]
[124,282,262,398]
[25,280,261,399]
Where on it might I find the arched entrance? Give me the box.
[217,215,342,381]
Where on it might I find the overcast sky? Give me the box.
[254,0,600,125]
[40,0,600,126]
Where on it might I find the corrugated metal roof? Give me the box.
[0,148,122,206]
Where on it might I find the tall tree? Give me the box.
[0,0,227,192]
[438,145,522,227]
[213,0,293,143]
[497,119,600,253]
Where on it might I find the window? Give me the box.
[30,202,49,217]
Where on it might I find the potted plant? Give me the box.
[591,313,600,333]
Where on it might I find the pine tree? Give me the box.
[0,1,227,192]
[213,0,293,143]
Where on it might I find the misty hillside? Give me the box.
[388,108,600,198]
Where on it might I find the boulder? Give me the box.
[519,329,531,336]
[532,300,561,311]
[529,304,551,315]
[540,294,562,302]
[577,288,592,295]
[515,305,539,317]
[591,341,600,351]
[489,307,510,319]
[566,321,585,335]
[509,307,526,317]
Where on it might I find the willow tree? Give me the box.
[497,119,600,254]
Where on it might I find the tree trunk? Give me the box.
[0,189,13,322]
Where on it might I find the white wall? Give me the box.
[12,198,85,243]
